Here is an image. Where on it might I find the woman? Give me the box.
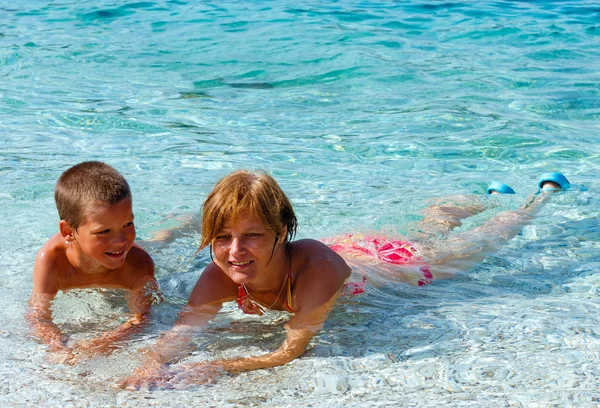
[120,170,351,389]
[120,170,568,389]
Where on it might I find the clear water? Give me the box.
[1,0,599,406]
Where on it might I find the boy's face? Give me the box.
[67,197,136,271]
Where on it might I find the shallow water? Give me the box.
[1,0,599,406]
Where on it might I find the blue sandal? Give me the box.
[537,172,570,191]
[486,181,516,195]
[519,172,571,209]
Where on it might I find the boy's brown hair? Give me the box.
[55,161,131,230]
[200,170,297,250]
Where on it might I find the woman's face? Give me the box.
[212,211,282,285]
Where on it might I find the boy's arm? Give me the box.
[26,293,67,352]
[72,253,161,360]
[71,278,161,359]
[27,243,69,353]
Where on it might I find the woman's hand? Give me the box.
[46,346,77,365]
[71,338,117,359]
[116,359,171,390]
[117,361,224,390]
[163,363,224,389]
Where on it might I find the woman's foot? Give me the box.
[523,172,570,210]
[538,172,570,192]
[486,181,516,195]
[540,180,561,192]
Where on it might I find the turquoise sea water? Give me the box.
[1,1,599,406]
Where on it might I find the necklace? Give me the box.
[242,270,288,311]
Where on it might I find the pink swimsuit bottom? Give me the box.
[323,234,434,293]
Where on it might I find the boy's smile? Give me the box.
[65,197,136,273]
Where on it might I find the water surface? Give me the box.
[1,1,599,406]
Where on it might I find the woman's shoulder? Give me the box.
[290,238,334,259]
[290,239,351,278]
[290,239,351,301]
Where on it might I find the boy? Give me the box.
[27,161,161,365]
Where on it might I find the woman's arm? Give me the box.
[216,293,339,372]
[144,214,199,244]
[117,302,225,390]
[164,292,344,389]
[166,248,349,386]
[118,265,235,389]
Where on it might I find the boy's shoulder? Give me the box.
[35,233,69,271]
[120,244,155,284]
[125,244,154,268]
[32,233,71,296]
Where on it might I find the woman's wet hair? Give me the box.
[55,161,131,230]
[199,170,297,251]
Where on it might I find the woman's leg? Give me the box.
[410,195,488,241]
[423,180,563,274]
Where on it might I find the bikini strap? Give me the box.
[284,270,297,313]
